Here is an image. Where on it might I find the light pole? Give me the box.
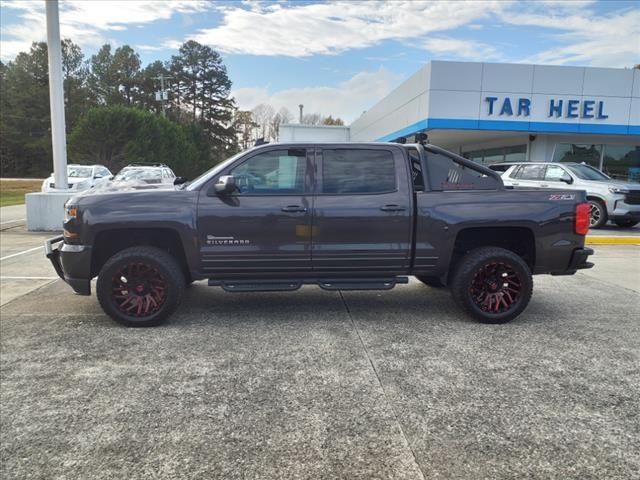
[45,0,68,190]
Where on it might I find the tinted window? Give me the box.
[322,149,395,194]
[567,164,610,181]
[230,149,306,194]
[514,165,545,180]
[407,147,425,191]
[427,152,499,190]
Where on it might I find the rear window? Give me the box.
[321,149,396,194]
[426,152,499,191]
[513,165,545,180]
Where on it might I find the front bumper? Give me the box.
[45,235,92,295]
[551,247,594,276]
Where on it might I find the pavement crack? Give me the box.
[338,290,427,480]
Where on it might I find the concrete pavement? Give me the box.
[1,241,639,479]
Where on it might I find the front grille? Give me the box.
[625,191,640,205]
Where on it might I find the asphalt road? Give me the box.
[1,242,639,479]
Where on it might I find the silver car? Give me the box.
[501,162,640,228]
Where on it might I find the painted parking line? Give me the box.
[0,276,57,280]
[0,218,25,225]
[0,245,43,261]
[586,236,640,245]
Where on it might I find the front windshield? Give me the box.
[67,166,93,178]
[115,168,162,181]
[567,164,610,181]
[186,150,250,190]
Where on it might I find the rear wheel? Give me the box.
[451,247,532,324]
[416,275,445,288]
[97,246,185,327]
[614,219,639,228]
[588,199,607,229]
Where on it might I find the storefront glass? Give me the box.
[552,144,602,169]
[602,145,640,182]
[463,145,526,165]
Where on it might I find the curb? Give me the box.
[586,236,640,245]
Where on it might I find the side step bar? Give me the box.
[208,277,409,293]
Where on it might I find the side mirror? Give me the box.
[214,175,237,194]
[561,175,573,184]
[173,176,188,185]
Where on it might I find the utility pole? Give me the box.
[299,104,303,124]
[154,75,172,116]
[45,0,68,190]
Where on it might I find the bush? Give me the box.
[68,106,212,178]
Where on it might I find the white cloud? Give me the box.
[420,37,501,61]
[190,1,505,57]
[232,67,401,122]
[500,4,640,67]
[0,0,209,60]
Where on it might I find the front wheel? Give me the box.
[588,199,607,229]
[450,247,533,324]
[614,219,639,228]
[97,246,185,327]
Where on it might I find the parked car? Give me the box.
[487,162,520,175]
[46,142,593,327]
[41,164,112,192]
[112,164,176,185]
[501,162,640,228]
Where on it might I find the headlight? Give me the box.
[609,187,629,194]
[64,205,78,222]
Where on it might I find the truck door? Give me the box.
[196,147,313,277]
[312,146,412,274]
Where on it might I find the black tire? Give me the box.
[588,199,607,229]
[614,219,639,228]
[97,246,185,327]
[416,275,445,288]
[450,247,533,324]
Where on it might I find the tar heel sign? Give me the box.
[485,96,608,119]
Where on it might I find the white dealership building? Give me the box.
[281,61,640,181]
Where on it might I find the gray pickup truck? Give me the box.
[46,142,593,327]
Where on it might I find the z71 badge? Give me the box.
[549,194,575,201]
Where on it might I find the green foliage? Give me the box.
[68,106,212,178]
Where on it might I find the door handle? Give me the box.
[281,205,307,213]
[511,182,519,186]
[380,204,406,212]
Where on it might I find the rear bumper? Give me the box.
[45,235,92,295]
[551,247,594,276]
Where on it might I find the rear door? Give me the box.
[311,146,413,275]
[507,164,547,187]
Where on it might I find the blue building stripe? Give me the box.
[376,117,636,142]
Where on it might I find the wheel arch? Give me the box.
[91,228,191,282]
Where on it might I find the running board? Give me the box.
[208,277,409,293]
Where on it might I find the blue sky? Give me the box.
[1,0,638,121]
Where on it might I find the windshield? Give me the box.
[186,150,250,190]
[67,166,93,178]
[566,164,610,181]
[115,168,162,181]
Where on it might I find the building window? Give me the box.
[552,144,602,169]
[462,145,526,165]
[602,145,640,182]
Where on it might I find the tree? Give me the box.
[68,106,210,178]
[111,46,141,105]
[233,110,258,150]
[301,113,323,125]
[322,115,345,126]
[251,103,274,140]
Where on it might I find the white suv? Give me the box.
[502,162,640,228]
[41,164,112,192]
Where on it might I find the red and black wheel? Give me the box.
[450,247,532,324]
[97,246,185,327]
